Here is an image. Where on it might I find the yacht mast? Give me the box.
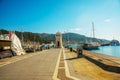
[92,22,95,38]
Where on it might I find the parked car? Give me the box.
[25,48,34,53]
[0,50,13,59]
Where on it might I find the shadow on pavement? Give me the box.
[65,56,83,60]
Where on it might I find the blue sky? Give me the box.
[0,0,120,41]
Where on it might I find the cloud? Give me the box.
[74,28,81,31]
[104,19,111,22]
[69,27,81,32]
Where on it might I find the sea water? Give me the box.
[91,46,120,58]
[69,45,120,58]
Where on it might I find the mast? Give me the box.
[92,22,98,46]
[92,22,95,38]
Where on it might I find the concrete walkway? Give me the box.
[64,49,120,80]
[0,49,60,80]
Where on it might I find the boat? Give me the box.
[110,39,120,46]
[83,43,99,50]
[83,22,99,50]
[101,43,110,46]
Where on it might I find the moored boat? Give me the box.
[82,43,99,50]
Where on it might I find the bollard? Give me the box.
[40,47,42,51]
[77,48,83,58]
[70,48,73,52]
[48,45,50,49]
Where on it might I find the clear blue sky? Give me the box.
[0,0,120,41]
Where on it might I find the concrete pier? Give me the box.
[65,49,120,80]
[83,50,120,73]
[71,48,120,73]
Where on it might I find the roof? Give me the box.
[56,32,62,35]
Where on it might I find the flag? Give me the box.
[8,32,12,38]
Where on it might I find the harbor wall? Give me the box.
[70,48,120,73]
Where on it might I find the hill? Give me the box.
[0,29,110,44]
[39,33,110,44]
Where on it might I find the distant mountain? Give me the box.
[0,29,110,44]
[39,32,110,44]
[39,33,55,43]
[63,33,110,44]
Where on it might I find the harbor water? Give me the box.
[69,45,120,58]
[91,46,120,58]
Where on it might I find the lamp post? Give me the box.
[67,30,69,47]
[21,27,24,48]
[34,34,36,52]
[64,30,70,48]
[0,31,2,40]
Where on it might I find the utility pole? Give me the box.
[67,30,69,46]
[0,31,2,40]
[0,31,2,35]
[21,26,24,47]
[34,34,36,52]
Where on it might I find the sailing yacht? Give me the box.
[83,22,99,50]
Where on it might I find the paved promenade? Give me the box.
[65,49,120,80]
[1,48,119,80]
[0,49,60,80]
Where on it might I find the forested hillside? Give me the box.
[0,29,110,44]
